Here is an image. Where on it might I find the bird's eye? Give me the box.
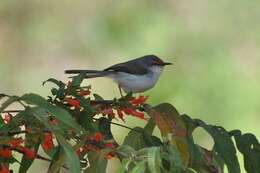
[152,59,164,65]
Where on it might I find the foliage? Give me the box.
[0,75,259,173]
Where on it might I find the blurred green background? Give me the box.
[0,0,260,172]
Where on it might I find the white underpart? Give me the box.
[108,66,163,93]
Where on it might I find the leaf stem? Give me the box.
[1,110,22,113]
[92,117,143,134]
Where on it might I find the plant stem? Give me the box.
[92,117,143,134]
[2,110,22,113]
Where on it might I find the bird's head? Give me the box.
[142,55,172,67]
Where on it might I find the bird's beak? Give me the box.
[152,60,173,66]
[162,62,173,66]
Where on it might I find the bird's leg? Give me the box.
[118,84,123,97]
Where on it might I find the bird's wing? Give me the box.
[104,61,148,75]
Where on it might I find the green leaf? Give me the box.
[230,130,260,173]
[27,107,66,137]
[182,114,226,172]
[21,93,48,106]
[78,110,97,132]
[144,118,156,134]
[123,124,162,151]
[93,93,104,101]
[131,160,146,173]
[145,103,190,167]
[184,169,197,173]
[43,79,66,99]
[117,158,132,173]
[182,115,218,172]
[147,147,161,173]
[55,133,81,173]
[194,147,224,173]
[43,78,66,88]
[77,97,94,116]
[161,145,183,173]
[27,107,50,126]
[51,88,59,96]
[181,114,199,134]
[84,150,108,173]
[143,119,162,147]
[117,145,137,158]
[21,93,82,132]
[197,120,240,173]
[71,73,85,87]
[48,147,65,173]
[123,127,146,150]
[186,137,205,170]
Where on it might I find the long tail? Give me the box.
[65,69,111,78]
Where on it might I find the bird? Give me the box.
[65,55,172,95]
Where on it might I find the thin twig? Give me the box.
[2,110,23,113]
[90,100,114,105]
[92,117,143,134]
[110,121,143,133]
